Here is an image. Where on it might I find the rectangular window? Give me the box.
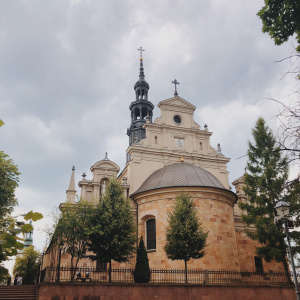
[146,219,156,250]
[254,256,264,273]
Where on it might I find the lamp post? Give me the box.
[56,242,64,282]
[275,200,300,300]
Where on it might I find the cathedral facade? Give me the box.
[43,55,284,273]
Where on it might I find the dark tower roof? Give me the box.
[133,57,150,101]
[134,59,149,90]
[127,50,154,149]
[131,163,236,198]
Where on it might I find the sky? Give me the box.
[0,0,298,271]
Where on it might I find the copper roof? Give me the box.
[132,163,226,196]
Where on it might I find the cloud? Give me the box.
[0,0,298,272]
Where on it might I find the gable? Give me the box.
[157,96,196,111]
[90,160,120,173]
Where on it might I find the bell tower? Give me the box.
[127,47,154,147]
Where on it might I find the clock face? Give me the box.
[174,138,184,149]
[173,115,181,124]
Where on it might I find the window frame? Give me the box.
[254,256,264,273]
[145,218,156,252]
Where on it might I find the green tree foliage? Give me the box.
[133,236,150,283]
[239,118,292,278]
[13,246,40,285]
[53,201,93,281]
[0,120,43,282]
[0,121,19,238]
[0,212,43,282]
[285,177,300,257]
[257,0,300,51]
[88,178,136,283]
[0,149,20,277]
[0,151,20,221]
[164,191,208,283]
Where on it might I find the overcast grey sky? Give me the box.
[0,0,298,262]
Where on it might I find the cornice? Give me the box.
[131,185,237,205]
[126,146,230,164]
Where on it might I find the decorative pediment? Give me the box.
[158,96,196,111]
[90,159,120,173]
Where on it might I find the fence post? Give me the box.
[43,266,51,283]
[204,269,209,284]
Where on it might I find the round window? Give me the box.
[173,115,181,124]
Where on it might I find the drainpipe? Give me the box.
[131,196,139,247]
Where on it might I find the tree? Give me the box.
[133,236,150,283]
[88,178,136,283]
[267,98,300,163]
[257,1,300,158]
[239,118,292,280]
[0,151,20,221]
[0,211,43,282]
[285,176,300,260]
[164,191,208,284]
[52,201,93,281]
[13,246,40,284]
[257,1,300,52]
[0,120,43,281]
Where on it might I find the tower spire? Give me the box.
[139,59,145,80]
[137,47,145,80]
[127,48,154,150]
[66,166,76,204]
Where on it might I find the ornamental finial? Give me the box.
[137,46,145,60]
[137,47,145,79]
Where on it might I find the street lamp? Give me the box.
[275,200,300,300]
[56,242,64,282]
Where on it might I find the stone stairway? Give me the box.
[0,285,36,300]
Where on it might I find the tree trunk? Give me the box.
[109,259,112,283]
[184,260,187,284]
[72,257,80,282]
[70,256,76,281]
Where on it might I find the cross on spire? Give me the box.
[172,79,180,96]
[137,46,145,60]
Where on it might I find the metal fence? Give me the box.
[42,266,293,286]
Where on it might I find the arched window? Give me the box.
[146,219,156,251]
[142,107,148,119]
[134,108,140,120]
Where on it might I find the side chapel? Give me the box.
[43,52,284,273]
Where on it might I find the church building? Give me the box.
[43,52,284,274]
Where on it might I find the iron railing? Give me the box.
[41,266,293,286]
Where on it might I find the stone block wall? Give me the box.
[235,231,285,272]
[134,187,240,270]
